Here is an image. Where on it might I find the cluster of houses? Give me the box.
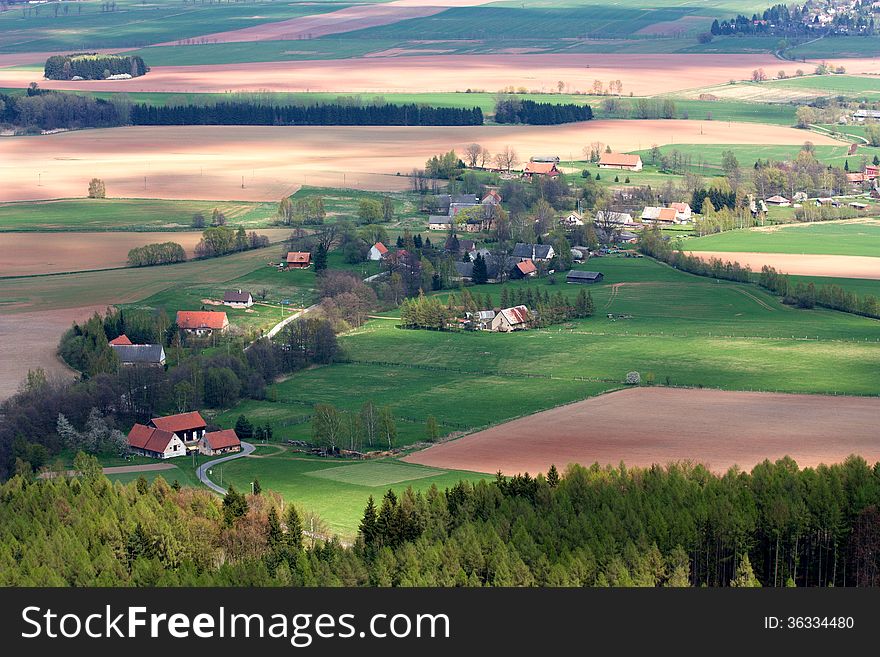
[428,190,502,233]
[126,410,241,459]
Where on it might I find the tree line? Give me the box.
[127,242,187,267]
[0,88,124,131]
[494,98,593,125]
[130,101,483,126]
[44,53,148,80]
[3,455,879,587]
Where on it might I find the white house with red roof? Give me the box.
[199,429,242,456]
[126,424,186,459]
[599,152,643,171]
[368,242,389,261]
[176,311,229,336]
[109,334,133,346]
[491,305,531,332]
[150,411,207,446]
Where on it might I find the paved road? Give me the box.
[196,441,255,494]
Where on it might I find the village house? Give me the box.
[765,195,790,206]
[599,152,643,172]
[199,428,242,456]
[511,259,538,279]
[176,310,229,336]
[853,109,880,121]
[522,161,560,179]
[110,343,166,367]
[151,410,207,447]
[368,242,389,260]
[223,289,253,308]
[491,305,530,332]
[286,251,311,269]
[481,190,502,206]
[566,270,604,284]
[849,201,869,210]
[428,215,453,230]
[865,166,879,181]
[126,424,185,459]
[561,211,584,227]
[512,242,555,262]
[618,230,639,244]
[846,172,866,187]
[669,202,692,222]
[595,210,635,225]
[109,334,132,346]
[641,207,678,224]
[466,309,497,331]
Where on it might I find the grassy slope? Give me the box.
[633,143,880,171]
[683,222,880,257]
[0,0,351,53]
[0,198,271,232]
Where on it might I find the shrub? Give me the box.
[625,371,641,385]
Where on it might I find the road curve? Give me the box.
[196,441,256,494]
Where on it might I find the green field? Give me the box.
[786,36,880,60]
[684,221,880,257]
[0,198,271,232]
[764,74,880,99]
[0,0,350,53]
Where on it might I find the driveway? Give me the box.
[195,441,255,494]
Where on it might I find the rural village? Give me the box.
[0,0,880,593]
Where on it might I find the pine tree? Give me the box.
[472,253,489,284]
[313,243,328,272]
[730,554,761,587]
[266,507,282,549]
[359,496,378,546]
[547,464,560,488]
[252,478,262,495]
[284,505,304,552]
[500,287,510,308]
[844,159,849,172]
[235,414,254,441]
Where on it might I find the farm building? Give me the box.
[854,109,880,121]
[618,231,639,243]
[669,202,692,222]
[512,243,554,262]
[765,195,790,206]
[641,207,678,224]
[127,424,185,459]
[596,210,635,225]
[223,289,253,308]
[866,166,879,181]
[110,343,166,367]
[450,202,480,217]
[522,161,560,178]
[199,429,242,456]
[286,252,311,269]
[566,270,604,284]
[176,311,229,335]
[467,310,497,331]
[491,305,530,332]
[481,190,502,206]
[599,153,643,171]
[511,259,538,279]
[151,411,207,446]
[428,216,453,230]
[368,242,388,260]
[849,201,868,210]
[846,173,866,186]
[109,334,132,346]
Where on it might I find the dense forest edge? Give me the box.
[2,455,879,587]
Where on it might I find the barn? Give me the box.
[566,270,604,284]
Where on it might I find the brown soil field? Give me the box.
[0,304,106,401]
[404,387,880,475]
[0,122,841,202]
[0,53,858,96]
[691,251,880,280]
[0,229,292,276]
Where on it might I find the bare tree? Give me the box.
[464,143,482,168]
[479,146,491,169]
[494,145,519,173]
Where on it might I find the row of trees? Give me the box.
[311,402,399,452]
[494,98,593,125]
[758,266,880,318]
[130,102,483,126]
[0,89,124,131]
[127,241,187,267]
[4,455,880,587]
[193,226,270,258]
[44,54,147,80]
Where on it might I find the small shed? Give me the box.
[566,270,604,284]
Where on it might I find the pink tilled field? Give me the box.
[404,388,880,475]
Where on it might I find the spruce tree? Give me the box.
[284,505,304,552]
[266,506,282,549]
[359,496,378,546]
[547,464,560,488]
[472,253,489,284]
[313,243,328,272]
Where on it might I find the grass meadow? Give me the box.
[683,221,880,257]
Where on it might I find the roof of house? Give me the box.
[372,242,388,254]
[599,152,642,167]
[523,161,559,175]
[512,243,553,259]
[110,344,166,364]
[516,259,537,276]
[482,190,502,204]
[204,428,241,451]
[498,305,530,325]
[150,411,207,434]
[286,251,311,264]
[766,195,789,203]
[658,207,677,221]
[846,173,866,183]
[127,424,176,453]
[223,289,252,303]
[429,215,452,224]
[109,334,132,346]
[596,210,634,224]
[452,194,478,205]
[567,270,603,280]
[477,310,496,321]
[454,261,474,278]
[670,202,691,213]
[459,239,476,252]
[176,311,228,330]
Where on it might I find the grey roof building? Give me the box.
[566,270,604,284]
[111,344,167,366]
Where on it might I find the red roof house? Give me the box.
[286,252,311,268]
[150,411,207,443]
[176,311,229,334]
[200,429,242,455]
[127,424,185,459]
[491,305,531,332]
[599,152,643,171]
[514,259,538,278]
[109,334,133,346]
[523,161,560,178]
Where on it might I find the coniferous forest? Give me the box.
[494,98,594,125]
[2,456,879,587]
[44,54,148,80]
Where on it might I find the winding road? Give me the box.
[196,441,256,494]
